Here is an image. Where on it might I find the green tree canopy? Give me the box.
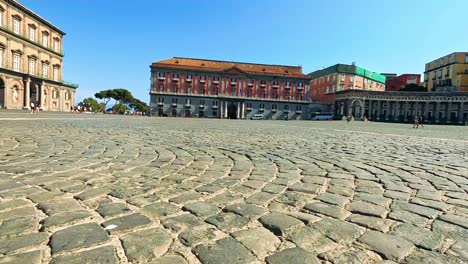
[78,97,105,112]
[94,88,148,114]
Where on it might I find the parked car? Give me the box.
[250,114,264,120]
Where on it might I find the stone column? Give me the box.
[368,100,373,120]
[24,79,30,109]
[458,102,464,124]
[404,101,409,121]
[376,100,382,120]
[435,102,441,123]
[361,100,366,118]
[446,102,452,123]
[224,101,228,118]
[241,102,245,119]
[236,102,240,119]
[220,101,223,119]
[2,79,7,109]
[422,102,428,119]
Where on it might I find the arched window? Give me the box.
[65,91,70,100]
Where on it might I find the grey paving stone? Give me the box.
[182,201,220,218]
[346,201,388,218]
[392,201,440,219]
[0,250,42,264]
[0,199,30,211]
[287,226,338,253]
[259,213,304,236]
[50,223,109,254]
[266,247,320,264]
[223,203,266,219]
[358,230,415,262]
[304,202,351,220]
[162,214,205,232]
[317,192,349,207]
[402,249,463,264]
[178,225,217,247]
[288,182,323,194]
[245,191,277,206]
[205,212,249,232]
[121,228,172,262]
[192,237,257,264]
[439,213,468,229]
[232,227,280,258]
[0,216,37,236]
[0,232,48,254]
[102,213,152,234]
[383,190,410,201]
[150,255,188,264]
[142,202,181,219]
[450,241,468,260]
[347,214,394,232]
[50,246,119,264]
[392,223,444,250]
[310,217,363,244]
[97,202,131,218]
[42,210,93,229]
[38,199,83,215]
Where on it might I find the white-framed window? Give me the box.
[0,10,3,27]
[29,58,35,75]
[13,53,20,71]
[29,26,35,41]
[52,89,58,99]
[53,65,59,81]
[350,75,354,82]
[54,39,59,52]
[42,62,49,78]
[13,17,20,34]
[465,55,468,64]
[42,32,49,47]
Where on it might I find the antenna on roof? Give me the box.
[352,61,356,66]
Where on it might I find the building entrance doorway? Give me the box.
[30,84,39,107]
[198,110,204,118]
[158,108,163,117]
[185,110,191,118]
[172,108,177,117]
[0,78,4,108]
[227,103,237,119]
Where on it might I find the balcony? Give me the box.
[247,82,254,87]
[173,77,179,82]
[200,79,206,84]
[272,83,279,88]
[171,103,177,107]
[185,104,191,108]
[213,80,219,84]
[297,86,304,90]
[260,83,266,88]
[259,108,265,112]
[296,110,302,114]
[284,109,290,113]
[212,105,218,109]
[272,109,277,112]
[199,104,204,108]
[158,76,165,81]
[231,81,237,85]
[284,85,291,89]
[186,78,192,82]
[246,107,252,111]
[157,102,163,106]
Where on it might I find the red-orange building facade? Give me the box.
[149,57,311,119]
[308,64,386,104]
[385,74,422,91]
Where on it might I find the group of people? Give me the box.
[30,102,40,114]
[413,116,424,129]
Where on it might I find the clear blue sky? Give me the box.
[21,0,468,103]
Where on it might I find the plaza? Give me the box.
[0,112,467,263]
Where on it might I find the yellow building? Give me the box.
[0,0,77,111]
[424,52,468,92]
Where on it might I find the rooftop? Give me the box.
[151,57,309,78]
[7,0,66,35]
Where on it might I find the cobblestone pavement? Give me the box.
[0,112,467,264]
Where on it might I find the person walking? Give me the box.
[418,116,424,128]
[30,102,35,114]
[413,116,419,128]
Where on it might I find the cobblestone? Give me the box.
[0,113,467,263]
